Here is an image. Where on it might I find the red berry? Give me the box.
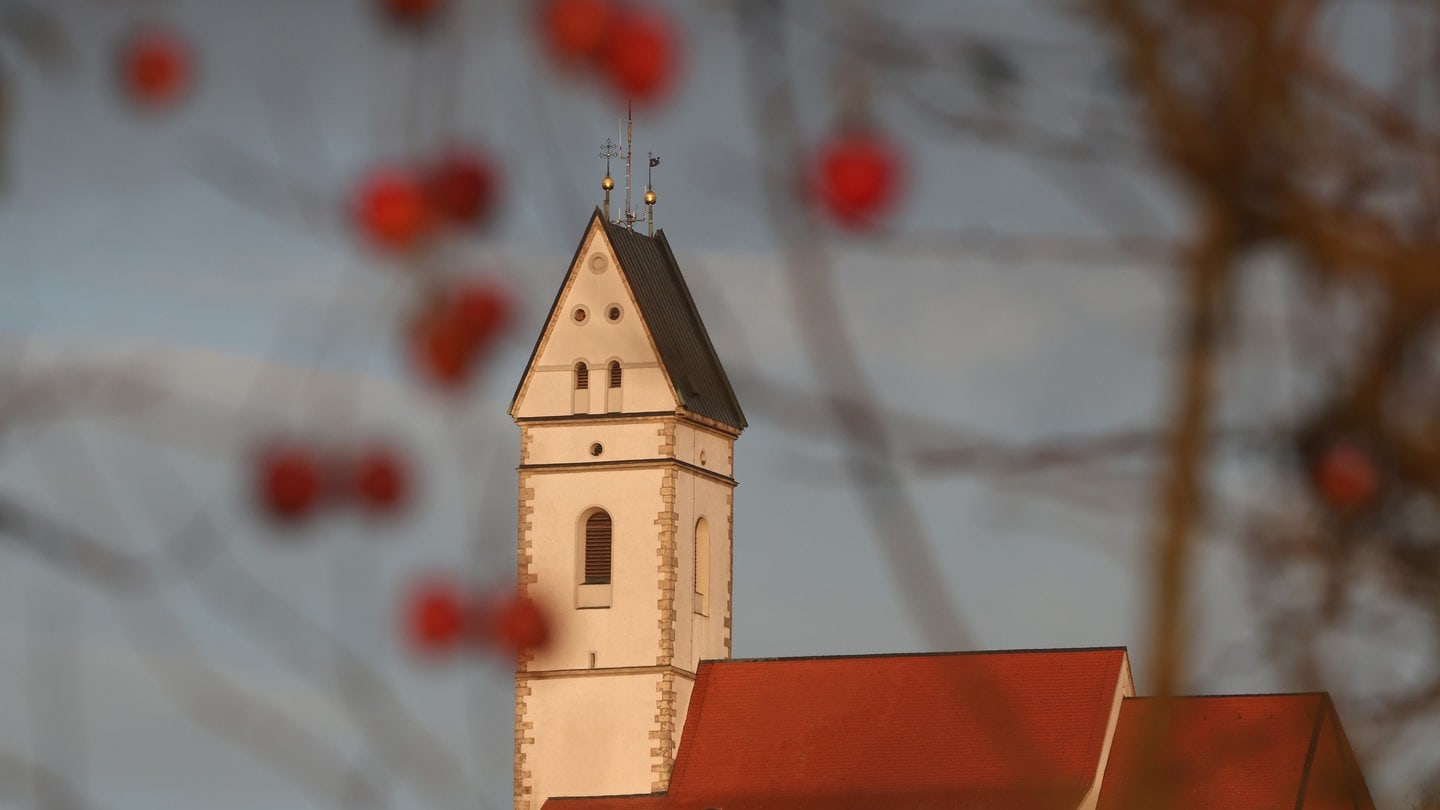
[119,27,193,110]
[255,443,322,524]
[350,446,410,516]
[381,0,445,26]
[403,577,467,657]
[355,169,433,252]
[426,149,499,227]
[811,130,905,229]
[409,295,473,389]
[412,315,473,388]
[408,281,511,390]
[488,592,550,656]
[540,0,614,67]
[1313,442,1379,512]
[451,281,511,346]
[604,9,677,104]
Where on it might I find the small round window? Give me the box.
[699,449,708,466]
[572,306,589,324]
[589,254,608,273]
[589,442,604,457]
[606,305,623,322]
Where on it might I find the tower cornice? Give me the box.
[516,663,699,682]
[517,457,736,488]
[514,409,741,440]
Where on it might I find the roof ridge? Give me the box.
[715,646,1129,665]
[665,664,714,794]
[1320,694,1378,810]
[547,792,668,801]
[1079,651,1125,801]
[508,207,607,416]
[653,230,747,428]
[1120,691,1331,702]
[1294,697,1329,810]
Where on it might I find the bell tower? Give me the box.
[509,204,745,809]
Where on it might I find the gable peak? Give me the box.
[509,211,745,431]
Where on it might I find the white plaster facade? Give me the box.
[512,217,740,809]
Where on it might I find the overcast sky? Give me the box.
[0,1,1423,807]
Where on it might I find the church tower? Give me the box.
[509,207,746,809]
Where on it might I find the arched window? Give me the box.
[584,511,612,584]
[575,362,589,390]
[693,517,709,614]
[605,360,624,413]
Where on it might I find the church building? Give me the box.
[508,180,1376,809]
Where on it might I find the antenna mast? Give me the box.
[599,101,657,232]
[624,101,634,229]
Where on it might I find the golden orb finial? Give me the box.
[644,189,657,206]
[602,174,615,191]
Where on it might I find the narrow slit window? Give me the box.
[694,517,709,614]
[609,361,622,389]
[575,362,589,390]
[584,511,612,584]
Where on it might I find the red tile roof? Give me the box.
[550,791,1090,810]
[1096,694,1374,810]
[548,648,1127,809]
[545,650,1375,810]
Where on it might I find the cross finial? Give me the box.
[599,138,621,219]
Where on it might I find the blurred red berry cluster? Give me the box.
[379,0,448,29]
[809,129,906,231]
[118,25,194,111]
[353,148,502,253]
[105,1,556,673]
[538,0,679,105]
[349,154,512,391]
[1310,440,1380,515]
[407,279,513,390]
[253,440,412,526]
[402,578,551,659]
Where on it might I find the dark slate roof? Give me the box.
[599,214,745,430]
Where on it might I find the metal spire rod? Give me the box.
[624,100,634,230]
[600,102,656,231]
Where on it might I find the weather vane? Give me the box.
[644,152,660,236]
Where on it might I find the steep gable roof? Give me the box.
[664,649,1125,807]
[1096,694,1375,810]
[511,208,745,430]
[599,217,745,430]
[550,648,1127,809]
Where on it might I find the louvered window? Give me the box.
[584,511,612,584]
[575,362,589,390]
[609,361,622,389]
